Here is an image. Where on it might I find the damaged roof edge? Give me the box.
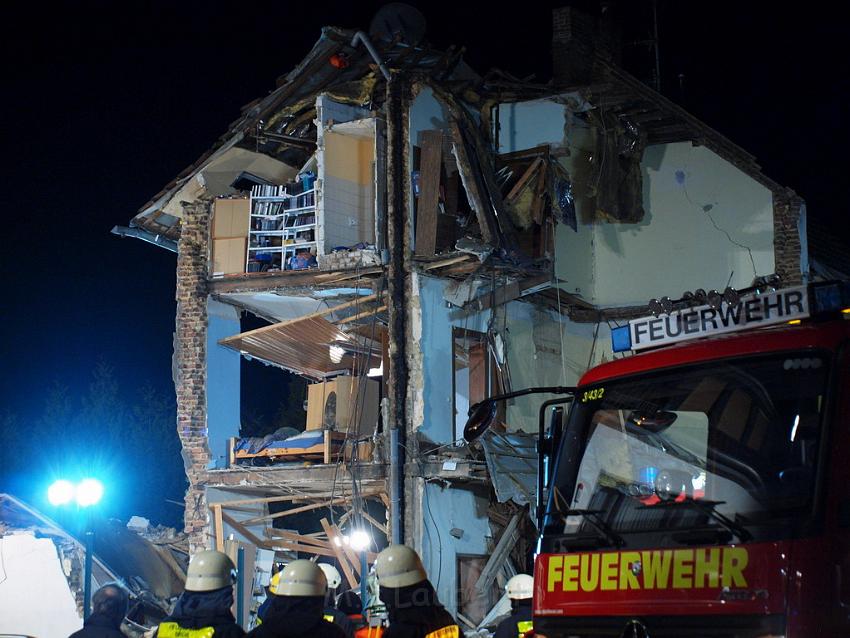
[111,225,178,252]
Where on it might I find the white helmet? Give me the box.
[375,545,427,588]
[185,550,236,592]
[271,559,328,597]
[506,574,534,600]
[318,563,343,590]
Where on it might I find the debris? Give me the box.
[127,515,151,534]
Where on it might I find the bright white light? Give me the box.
[790,414,800,442]
[367,362,384,377]
[333,536,342,547]
[47,480,75,506]
[75,479,104,507]
[349,529,371,551]
[329,345,345,364]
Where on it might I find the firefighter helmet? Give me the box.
[185,550,237,592]
[375,545,427,588]
[318,563,343,590]
[270,559,328,596]
[505,574,534,600]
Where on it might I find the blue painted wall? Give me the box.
[206,298,241,469]
[420,482,491,618]
[417,276,489,444]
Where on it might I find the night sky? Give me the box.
[1,1,845,520]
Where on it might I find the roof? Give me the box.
[129,27,473,240]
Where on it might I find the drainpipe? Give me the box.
[386,73,409,545]
[351,32,392,81]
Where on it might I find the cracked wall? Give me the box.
[557,141,776,305]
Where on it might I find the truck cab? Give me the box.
[534,283,850,637]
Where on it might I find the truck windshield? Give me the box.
[546,351,830,544]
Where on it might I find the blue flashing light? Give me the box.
[47,480,75,506]
[812,281,850,314]
[75,479,104,507]
[611,325,632,353]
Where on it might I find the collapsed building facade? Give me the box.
[115,6,807,627]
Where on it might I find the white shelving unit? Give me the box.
[247,184,317,272]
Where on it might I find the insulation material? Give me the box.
[0,533,83,637]
[321,127,377,250]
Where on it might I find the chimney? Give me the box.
[552,5,621,85]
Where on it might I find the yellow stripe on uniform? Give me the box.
[517,620,533,638]
[425,625,460,638]
[158,622,216,638]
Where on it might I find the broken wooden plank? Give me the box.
[506,157,544,202]
[475,513,520,594]
[239,498,350,526]
[420,254,471,271]
[212,504,225,553]
[415,130,444,257]
[337,305,387,325]
[266,528,333,550]
[450,121,497,244]
[263,539,338,558]
[321,518,359,589]
[221,510,265,548]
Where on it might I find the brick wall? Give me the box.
[552,6,599,84]
[773,190,804,286]
[175,199,212,551]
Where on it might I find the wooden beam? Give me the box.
[321,518,359,589]
[415,130,443,257]
[263,539,339,558]
[359,510,389,536]
[505,157,543,202]
[420,255,471,271]
[212,504,224,552]
[337,305,387,325]
[450,121,497,244]
[220,511,266,548]
[220,294,378,344]
[266,528,332,550]
[475,513,520,594]
[239,499,348,526]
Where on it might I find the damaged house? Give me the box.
[114,5,807,628]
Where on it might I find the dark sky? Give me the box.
[0,2,844,499]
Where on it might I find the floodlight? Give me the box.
[329,345,345,364]
[75,478,104,507]
[350,529,371,551]
[48,480,75,506]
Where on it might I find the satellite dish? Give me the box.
[370,3,427,47]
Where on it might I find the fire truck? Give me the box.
[533,281,850,637]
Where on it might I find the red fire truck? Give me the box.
[533,281,850,637]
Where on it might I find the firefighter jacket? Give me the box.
[247,595,346,638]
[157,587,245,638]
[493,601,533,638]
[379,582,459,638]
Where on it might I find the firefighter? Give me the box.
[247,559,345,638]
[318,563,355,638]
[494,574,533,638]
[68,583,128,638]
[157,550,245,638]
[374,545,459,638]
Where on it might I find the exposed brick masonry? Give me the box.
[175,199,212,551]
[773,190,804,286]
